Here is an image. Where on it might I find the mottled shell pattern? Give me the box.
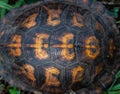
[0,0,120,94]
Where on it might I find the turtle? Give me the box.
[0,0,120,94]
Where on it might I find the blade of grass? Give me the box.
[111,83,120,91]
[13,0,25,8]
[0,0,9,19]
[0,0,8,3]
[115,71,120,79]
[109,71,120,91]
[108,90,120,94]
[0,1,13,10]
[0,8,6,19]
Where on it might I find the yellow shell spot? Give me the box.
[72,66,84,83]
[85,36,100,59]
[43,6,62,26]
[72,13,84,28]
[20,64,36,82]
[22,13,38,28]
[53,33,75,60]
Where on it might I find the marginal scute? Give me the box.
[109,38,116,57]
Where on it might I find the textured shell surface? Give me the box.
[0,0,120,94]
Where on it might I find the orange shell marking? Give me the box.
[26,33,49,60]
[22,13,38,28]
[53,33,75,60]
[44,67,60,86]
[43,6,62,26]
[4,35,22,57]
[85,36,100,59]
[72,66,84,83]
[72,13,84,28]
[20,64,36,82]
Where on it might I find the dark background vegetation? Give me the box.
[0,0,120,94]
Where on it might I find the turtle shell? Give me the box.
[0,0,120,94]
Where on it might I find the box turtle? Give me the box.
[0,0,120,94]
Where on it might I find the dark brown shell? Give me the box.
[0,0,120,94]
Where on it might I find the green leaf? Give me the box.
[0,0,8,3]
[13,0,25,8]
[0,1,13,10]
[0,8,6,19]
[0,83,3,88]
[108,71,120,91]
[110,7,119,18]
[102,91,108,94]
[108,91,120,94]
[111,83,120,91]
[115,71,120,79]
[9,87,21,94]
[113,7,119,13]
